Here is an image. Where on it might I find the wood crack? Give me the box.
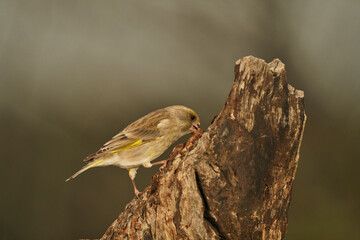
[195,170,228,240]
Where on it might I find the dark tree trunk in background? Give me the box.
[99,56,306,240]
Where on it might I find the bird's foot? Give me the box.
[159,160,168,171]
[134,188,141,197]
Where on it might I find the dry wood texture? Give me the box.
[99,56,306,240]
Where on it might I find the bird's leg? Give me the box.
[152,160,168,170]
[143,160,168,171]
[129,168,140,196]
[132,179,140,197]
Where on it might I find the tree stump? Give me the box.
[99,56,306,240]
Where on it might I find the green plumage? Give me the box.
[66,105,200,196]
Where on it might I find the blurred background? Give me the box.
[1,1,359,239]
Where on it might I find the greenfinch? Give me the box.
[66,105,200,196]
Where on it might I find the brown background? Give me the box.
[1,1,359,239]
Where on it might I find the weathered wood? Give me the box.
[99,56,306,240]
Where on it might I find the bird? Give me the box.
[66,105,200,196]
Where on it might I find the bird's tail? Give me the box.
[65,159,105,182]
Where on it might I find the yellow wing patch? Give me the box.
[110,137,161,154]
[89,159,105,168]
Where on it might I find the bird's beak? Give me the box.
[190,122,201,133]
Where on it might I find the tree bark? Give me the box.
[99,56,306,240]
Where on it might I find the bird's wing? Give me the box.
[83,109,172,162]
[83,128,162,162]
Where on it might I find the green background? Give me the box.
[1,1,359,239]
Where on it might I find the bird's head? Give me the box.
[166,105,200,135]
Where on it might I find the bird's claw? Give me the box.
[134,189,141,197]
[160,160,168,171]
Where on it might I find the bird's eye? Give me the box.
[190,114,196,120]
